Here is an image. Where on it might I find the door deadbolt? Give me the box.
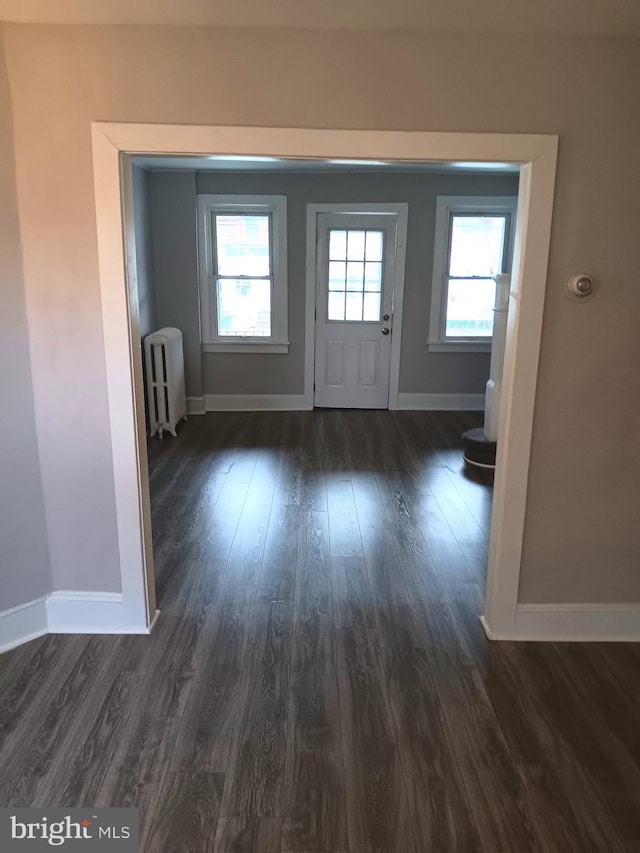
[383,314,390,321]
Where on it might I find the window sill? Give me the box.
[202,341,290,354]
[427,341,491,354]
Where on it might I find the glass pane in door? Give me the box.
[327,228,384,322]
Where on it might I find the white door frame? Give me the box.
[91,123,557,639]
[305,203,409,410]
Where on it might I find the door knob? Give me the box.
[382,327,390,335]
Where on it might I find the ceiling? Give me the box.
[1,0,639,37]
[132,156,520,175]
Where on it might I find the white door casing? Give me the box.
[91,124,557,642]
[314,213,398,408]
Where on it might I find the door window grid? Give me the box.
[327,229,384,322]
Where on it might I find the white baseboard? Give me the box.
[204,393,310,412]
[396,392,485,411]
[47,591,131,634]
[186,396,206,415]
[482,603,640,642]
[1,591,159,653]
[0,596,48,654]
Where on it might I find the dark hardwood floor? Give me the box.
[2,410,640,851]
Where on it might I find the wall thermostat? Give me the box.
[564,273,597,302]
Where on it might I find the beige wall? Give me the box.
[0,29,51,608]
[3,24,639,601]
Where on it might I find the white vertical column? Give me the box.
[484,273,511,442]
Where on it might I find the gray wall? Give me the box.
[150,171,202,398]
[148,169,518,397]
[132,165,156,338]
[0,32,52,610]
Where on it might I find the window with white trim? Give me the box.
[428,195,517,352]
[197,195,289,353]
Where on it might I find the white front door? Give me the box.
[314,213,398,408]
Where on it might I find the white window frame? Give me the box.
[428,195,517,353]
[197,194,289,353]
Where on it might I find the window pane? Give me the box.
[329,230,347,260]
[346,261,364,289]
[347,231,366,261]
[346,292,364,321]
[449,215,506,278]
[365,231,383,261]
[329,261,346,290]
[445,278,495,337]
[216,278,271,336]
[363,292,381,321]
[328,291,346,321]
[215,215,270,276]
[364,262,382,291]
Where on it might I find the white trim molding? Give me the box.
[197,193,289,351]
[397,392,485,411]
[428,194,518,349]
[92,123,558,644]
[202,342,289,354]
[482,603,640,642]
[47,591,128,634]
[0,596,48,654]
[0,591,159,653]
[204,393,309,411]
[186,396,206,415]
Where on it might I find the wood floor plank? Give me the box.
[169,467,273,773]
[258,505,300,603]
[220,601,293,818]
[0,634,91,761]
[443,463,494,536]
[350,472,389,530]
[272,413,305,507]
[382,642,481,853]
[283,616,347,852]
[518,762,627,853]
[213,817,282,853]
[317,411,351,476]
[136,559,224,719]
[0,636,125,806]
[413,493,477,585]
[438,699,539,853]
[483,643,574,766]
[430,483,489,582]
[336,626,416,853]
[170,565,260,773]
[360,526,421,649]
[331,556,376,632]
[184,479,249,561]
[294,510,332,632]
[95,716,180,849]
[326,480,363,558]
[299,414,328,511]
[143,771,224,853]
[30,670,143,808]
